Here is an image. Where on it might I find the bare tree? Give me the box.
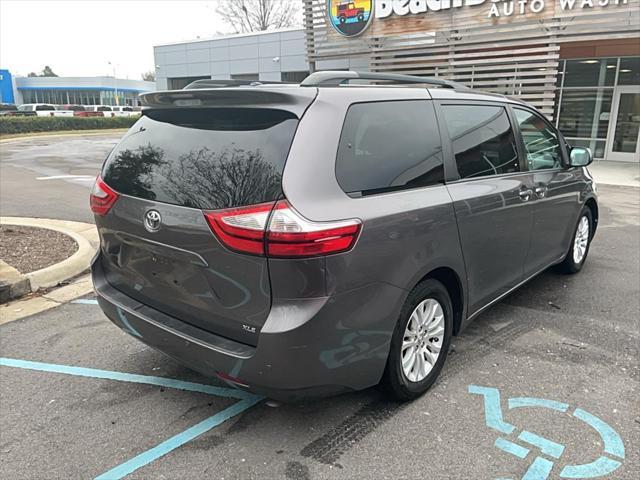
[216,0,300,33]
[141,70,155,82]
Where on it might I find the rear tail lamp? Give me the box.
[204,200,361,258]
[90,176,119,216]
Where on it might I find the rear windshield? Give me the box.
[102,108,298,210]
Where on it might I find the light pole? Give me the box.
[108,61,118,106]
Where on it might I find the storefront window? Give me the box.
[618,57,640,85]
[558,89,612,134]
[564,58,616,87]
[556,56,640,160]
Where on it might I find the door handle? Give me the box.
[534,186,548,199]
[518,188,534,201]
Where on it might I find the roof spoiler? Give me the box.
[139,87,317,117]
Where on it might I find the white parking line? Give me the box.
[36,175,95,180]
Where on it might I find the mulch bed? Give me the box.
[0,225,78,274]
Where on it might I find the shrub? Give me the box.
[0,116,138,135]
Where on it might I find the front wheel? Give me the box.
[382,279,453,401]
[556,207,593,274]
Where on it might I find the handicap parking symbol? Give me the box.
[468,385,625,480]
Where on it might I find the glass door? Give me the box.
[606,86,640,162]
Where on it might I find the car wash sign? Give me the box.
[375,0,629,19]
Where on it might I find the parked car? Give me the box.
[18,103,73,117]
[0,103,36,116]
[111,106,140,117]
[90,71,598,402]
[84,105,117,117]
[57,104,103,117]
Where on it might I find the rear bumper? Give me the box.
[92,255,406,401]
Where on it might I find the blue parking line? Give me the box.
[1,357,264,479]
[572,408,625,459]
[508,397,569,413]
[518,430,565,459]
[522,457,554,480]
[494,437,530,459]
[468,385,516,434]
[70,298,99,305]
[0,357,251,400]
[95,396,262,480]
[559,455,622,479]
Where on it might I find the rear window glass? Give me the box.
[336,100,444,196]
[102,108,298,210]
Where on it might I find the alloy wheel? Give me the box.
[401,298,445,383]
[573,215,589,264]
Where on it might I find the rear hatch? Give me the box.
[95,87,316,346]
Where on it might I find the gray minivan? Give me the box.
[91,72,598,401]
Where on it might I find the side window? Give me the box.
[336,100,444,196]
[36,105,55,111]
[441,104,519,179]
[514,108,563,170]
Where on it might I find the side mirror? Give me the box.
[569,147,593,167]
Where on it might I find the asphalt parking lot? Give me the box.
[1,135,639,479]
[0,134,118,223]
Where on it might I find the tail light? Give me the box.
[204,202,273,255]
[204,200,361,258]
[90,176,119,216]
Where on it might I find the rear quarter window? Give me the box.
[336,100,444,196]
[441,104,519,179]
[102,108,298,210]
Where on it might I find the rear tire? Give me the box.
[382,279,453,401]
[556,207,593,274]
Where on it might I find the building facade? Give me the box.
[305,0,640,162]
[153,0,639,162]
[13,76,155,106]
[154,28,312,90]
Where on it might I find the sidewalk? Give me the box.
[588,161,639,188]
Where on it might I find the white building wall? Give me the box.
[154,28,310,88]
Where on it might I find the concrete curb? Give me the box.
[0,128,127,144]
[0,217,98,300]
[0,274,93,325]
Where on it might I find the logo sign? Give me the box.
[327,0,373,37]
[375,0,627,20]
[144,210,162,233]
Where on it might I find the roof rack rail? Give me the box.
[300,71,470,90]
[183,79,293,90]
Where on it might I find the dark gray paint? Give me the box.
[92,84,597,400]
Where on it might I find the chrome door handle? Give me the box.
[518,188,533,201]
[534,186,548,198]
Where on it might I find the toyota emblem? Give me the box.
[144,210,162,232]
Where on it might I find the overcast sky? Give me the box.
[0,0,299,79]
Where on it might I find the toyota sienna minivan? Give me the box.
[91,71,598,401]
